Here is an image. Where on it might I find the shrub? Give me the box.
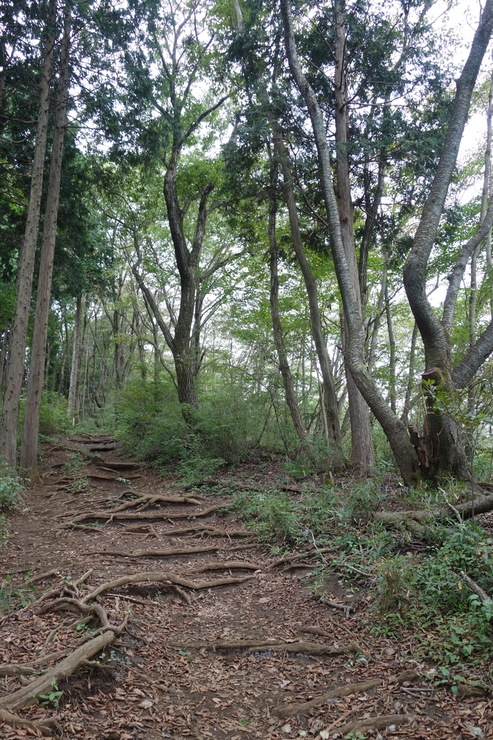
[0,458,24,511]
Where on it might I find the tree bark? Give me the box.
[334,0,375,477]
[267,157,308,444]
[269,115,343,463]
[280,0,418,484]
[403,0,493,478]
[0,0,58,467]
[68,295,85,422]
[20,4,71,479]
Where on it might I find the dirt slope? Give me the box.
[0,436,491,739]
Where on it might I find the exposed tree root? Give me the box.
[0,630,117,711]
[272,678,381,718]
[65,502,225,525]
[0,707,55,735]
[1,560,258,728]
[174,638,363,657]
[81,570,255,603]
[91,543,255,559]
[183,561,259,574]
[329,712,410,735]
[96,462,140,470]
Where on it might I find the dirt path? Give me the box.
[0,436,491,739]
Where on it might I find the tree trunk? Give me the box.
[280,0,420,485]
[0,0,58,467]
[20,5,71,479]
[403,0,493,479]
[269,114,343,465]
[267,157,308,444]
[334,0,375,477]
[68,295,84,422]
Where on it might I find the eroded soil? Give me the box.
[0,436,492,739]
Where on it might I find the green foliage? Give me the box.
[0,573,36,615]
[374,555,411,615]
[372,519,493,665]
[115,375,187,463]
[232,473,493,667]
[19,392,72,440]
[0,458,24,512]
[232,488,300,545]
[39,680,63,709]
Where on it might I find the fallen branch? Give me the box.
[459,570,493,608]
[272,678,381,718]
[374,491,493,530]
[301,626,370,658]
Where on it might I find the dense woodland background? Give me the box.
[1,0,493,484]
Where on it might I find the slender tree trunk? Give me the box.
[68,295,84,422]
[401,322,419,426]
[334,0,375,477]
[269,115,343,464]
[267,158,308,444]
[20,5,71,478]
[0,0,58,467]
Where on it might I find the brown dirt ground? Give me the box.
[0,435,492,740]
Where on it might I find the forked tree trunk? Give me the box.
[0,0,58,468]
[403,0,493,480]
[20,5,71,479]
[281,0,493,485]
[280,0,419,485]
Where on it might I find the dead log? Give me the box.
[374,491,493,530]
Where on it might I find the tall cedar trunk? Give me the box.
[334,1,375,477]
[269,115,343,463]
[67,295,84,421]
[403,0,493,480]
[280,0,420,485]
[268,159,308,444]
[20,5,71,479]
[0,0,58,467]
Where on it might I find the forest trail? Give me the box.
[0,436,491,739]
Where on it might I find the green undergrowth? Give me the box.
[0,458,24,546]
[231,476,493,673]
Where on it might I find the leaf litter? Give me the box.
[0,434,491,739]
